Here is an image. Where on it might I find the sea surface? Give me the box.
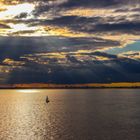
[0,89,140,140]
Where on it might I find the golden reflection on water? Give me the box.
[17,89,41,93]
[0,89,140,140]
[0,90,52,139]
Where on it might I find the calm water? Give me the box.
[0,89,140,140]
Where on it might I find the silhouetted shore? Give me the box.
[1,82,140,89]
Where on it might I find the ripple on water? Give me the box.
[0,89,140,140]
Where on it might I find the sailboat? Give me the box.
[46,96,50,103]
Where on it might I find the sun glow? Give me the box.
[9,23,37,32]
[0,3,35,19]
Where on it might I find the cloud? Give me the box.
[15,12,29,19]
[0,23,11,29]
[90,22,140,34]
[30,0,140,17]
[60,0,119,8]
[11,30,37,36]
[28,13,140,35]
[120,51,140,59]
[4,51,140,84]
[0,36,120,62]
[0,35,139,84]
[1,0,140,84]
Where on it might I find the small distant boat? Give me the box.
[46,96,50,103]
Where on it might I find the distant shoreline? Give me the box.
[1,82,140,89]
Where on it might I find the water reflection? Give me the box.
[0,89,140,140]
[17,90,40,93]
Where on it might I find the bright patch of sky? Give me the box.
[105,41,140,55]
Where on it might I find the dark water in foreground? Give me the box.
[0,89,140,140]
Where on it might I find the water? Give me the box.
[0,89,140,140]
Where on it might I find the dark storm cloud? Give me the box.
[90,22,140,33]
[5,0,140,36]
[0,23,11,29]
[60,0,119,8]
[32,0,118,16]
[0,36,120,61]
[32,2,58,16]
[89,51,118,59]
[30,0,140,16]
[59,0,140,9]
[15,12,29,19]
[26,16,90,27]
[28,0,118,16]
[66,55,81,63]
[0,35,140,84]
[115,7,140,13]
[32,0,116,16]
[126,52,140,56]
[4,0,140,18]
[32,15,140,34]
[5,0,140,5]
[11,30,36,35]
[45,16,100,26]
[6,53,140,84]
[122,52,140,58]
[1,0,140,85]
[10,13,140,36]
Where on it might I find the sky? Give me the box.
[0,0,140,84]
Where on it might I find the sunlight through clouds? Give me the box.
[0,0,140,85]
[9,23,37,32]
[0,3,35,19]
